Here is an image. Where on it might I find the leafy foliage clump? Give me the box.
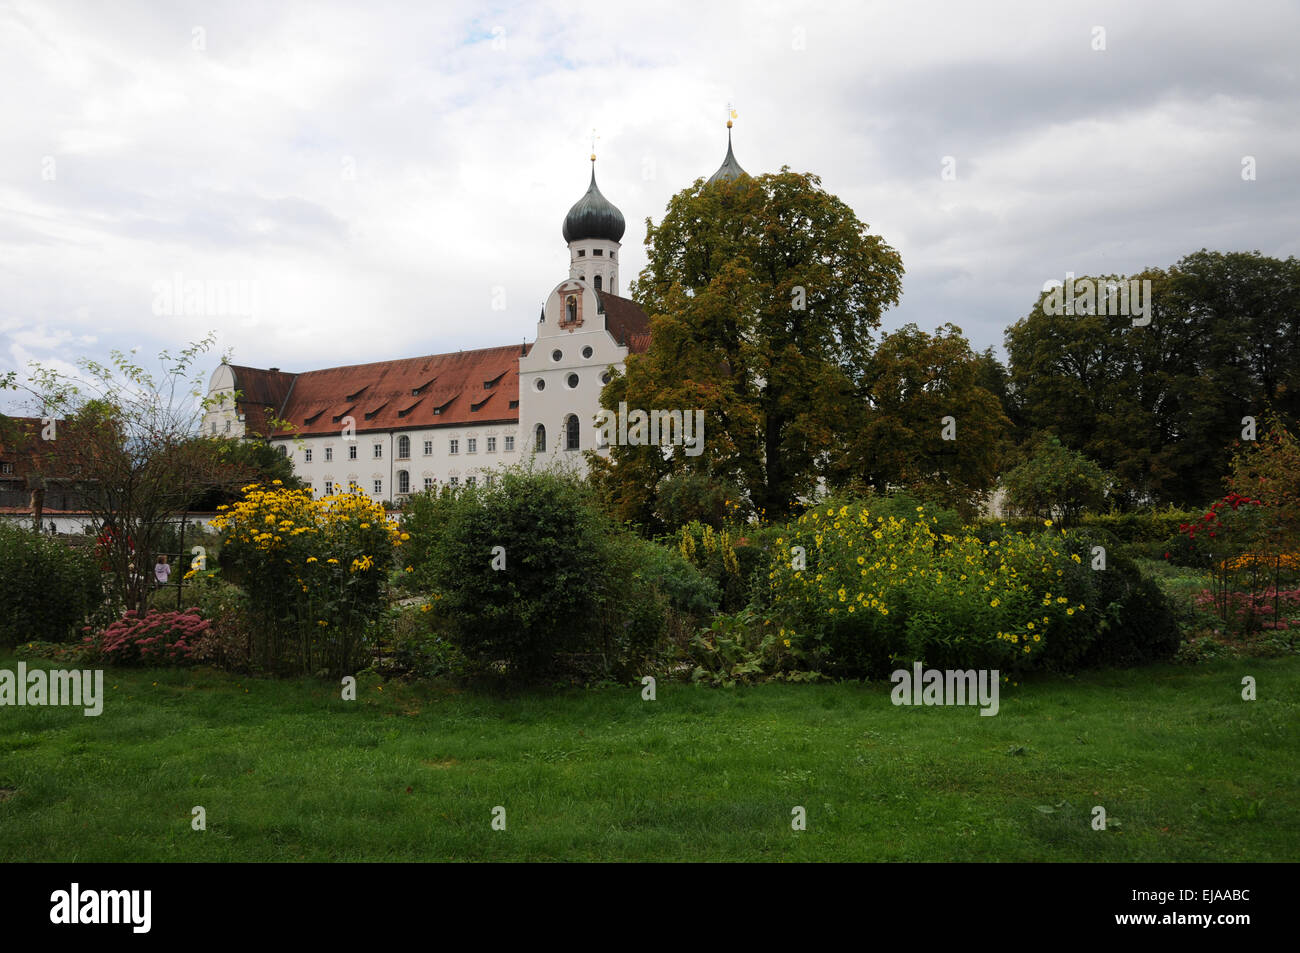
[0,523,103,648]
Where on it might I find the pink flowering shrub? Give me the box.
[1192,586,1300,632]
[83,609,210,666]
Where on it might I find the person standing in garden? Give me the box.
[154,553,171,587]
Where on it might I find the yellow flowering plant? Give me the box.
[211,482,403,675]
[766,500,1096,676]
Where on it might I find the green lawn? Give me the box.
[1,655,1297,861]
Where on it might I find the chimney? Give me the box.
[269,367,280,373]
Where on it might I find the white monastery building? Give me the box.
[203,129,747,503]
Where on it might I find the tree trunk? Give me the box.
[30,485,45,533]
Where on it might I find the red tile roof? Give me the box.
[599,291,652,353]
[226,365,296,437]
[0,415,97,477]
[227,295,652,439]
[267,343,532,438]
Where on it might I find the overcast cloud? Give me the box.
[2,0,1297,407]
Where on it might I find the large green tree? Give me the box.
[1005,250,1300,508]
[590,167,904,526]
[835,323,1010,517]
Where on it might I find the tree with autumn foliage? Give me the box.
[833,323,1010,517]
[1227,413,1300,547]
[588,167,904,528]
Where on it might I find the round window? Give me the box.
[551,349,562,362]
[582,346,593,359]
[566,373,579,389]
[600,372,610,385]
[535,378,546,391]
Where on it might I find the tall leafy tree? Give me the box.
[1005,251,1300,508]
[590,167,904,526]
[836,323,1010,517]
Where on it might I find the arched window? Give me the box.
[535,423,546,453]
[397,435,410,459]
[398,470,410,494]
[593,274,602,291]
[565,414,580,451]
[566,296,577,323]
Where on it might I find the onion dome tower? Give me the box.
[563,153,625,295]
[707,116,747,184]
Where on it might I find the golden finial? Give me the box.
[727,103,737,128]
[590,127,599,162]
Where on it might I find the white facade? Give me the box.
[277,423,523,500]
[517,278,626,466]
[203,363,246,438]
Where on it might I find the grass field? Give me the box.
[1,654,1297,861]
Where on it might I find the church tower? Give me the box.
[707,116,748,184]
[562,154,625,295]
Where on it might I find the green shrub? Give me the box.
[0,523,103,647]
[398,484,464,589]
[181,572,253,671]
[370,602,468,680]
[671,520,768,613]
[653,471,746,531]
[1072,542,1182,667]
[594,531,725,675]
[427,468,607,682]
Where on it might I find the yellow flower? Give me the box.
[990,598,1000,607]
[783,638,791,647]
[306,556,318,563]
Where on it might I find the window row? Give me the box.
[302,434,516,463]
[319,472,493,497]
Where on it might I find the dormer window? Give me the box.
[566,296,577,324]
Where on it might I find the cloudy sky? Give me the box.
[2,0,1297,410]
